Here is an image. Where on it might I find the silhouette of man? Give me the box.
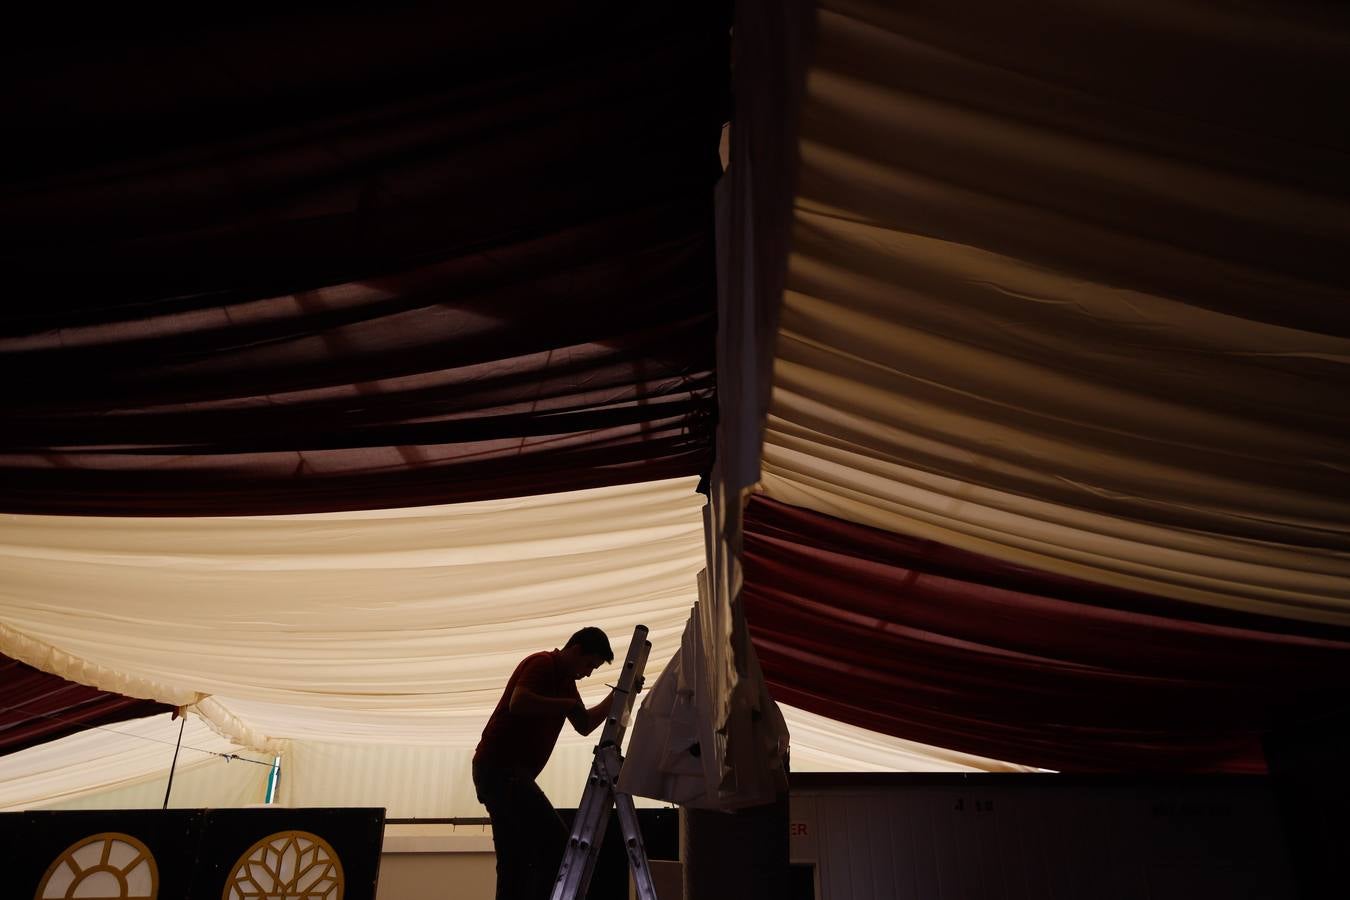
[473,627,616,900]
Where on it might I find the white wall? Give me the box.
[377,824,497,900]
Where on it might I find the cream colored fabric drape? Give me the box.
[784,704,1043,774]
[0,478,708,748]
[761,2,1350,625]
[621,586,790,809]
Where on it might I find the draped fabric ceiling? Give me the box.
[4,0,1350,807]
[0,7,723,515]
[0,479,1029,813]
[745,497,1350,773]
[743,0,1350,771]
[0,479,708,748]
[0,5,762,808]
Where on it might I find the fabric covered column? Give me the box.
[682,794,789,900]
[1264,708,1350,900]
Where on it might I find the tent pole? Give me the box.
[163,713,186,810]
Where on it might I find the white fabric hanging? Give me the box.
[0,478,708,749]
[782,704,1044,774]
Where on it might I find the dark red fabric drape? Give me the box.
[0,7,728,515]
[743,496,1350,773]
[0,654,170,756]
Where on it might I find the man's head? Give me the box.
[561,627,613,680]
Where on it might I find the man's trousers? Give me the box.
[473,763,570,900]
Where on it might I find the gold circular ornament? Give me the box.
[35,831,159,899]
[222,830,344,900]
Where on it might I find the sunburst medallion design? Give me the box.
[35,832,158,899]
[222,830,344,900]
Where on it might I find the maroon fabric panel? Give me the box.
[0,7,728,515]
[743,496,1350,773]
[0,655,170,756]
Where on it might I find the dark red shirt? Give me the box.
[474,650,582,779]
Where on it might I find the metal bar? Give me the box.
[162,714,187,810]
[385,817,492,825]
[551,758,613,900]
[614,791,660,900]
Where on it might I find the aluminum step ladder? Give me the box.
[550,624,659,900]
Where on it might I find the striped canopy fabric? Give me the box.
[4,0,1350,812]
[0,7,726,516]
[735,0,1350,769]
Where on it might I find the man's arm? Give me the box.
[566,690,615,737]
[509,686,582,717]
[510,686,610,734]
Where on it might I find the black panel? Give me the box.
[193,808,385,900]
[0,807,384,900]
[3,809,203,900]
[1265,710,1350,900]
